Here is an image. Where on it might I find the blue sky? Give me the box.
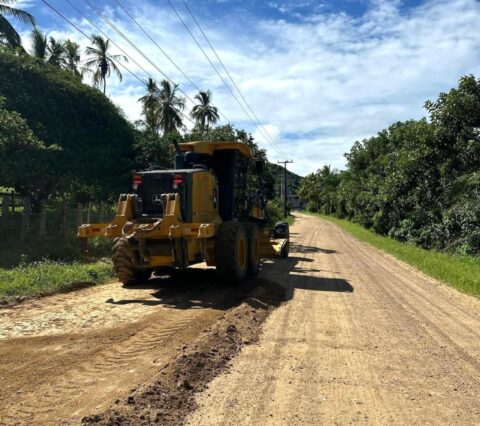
[12,0,480,175]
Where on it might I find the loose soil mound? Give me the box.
[82,279,286,425]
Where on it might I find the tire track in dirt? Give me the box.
[328,225,480,422]
[186,213,480,425]
[344,232,480,376]
[0,270,246,425]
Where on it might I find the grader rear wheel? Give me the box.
[245,223,261,276]
[215,221,248,283]
[112,238,152,286]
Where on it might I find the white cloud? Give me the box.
[26,0,480,175]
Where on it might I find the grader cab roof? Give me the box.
[178,141,253,159]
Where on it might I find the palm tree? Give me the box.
[84,35,127,94]
[30,27,47,59]
[64,40,82,77]
[190,90,219,130]
[138,78,161,133]
[46,36,66,67]
[158,79,185,134]
[0,0,35,48]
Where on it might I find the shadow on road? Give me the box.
[108,246,352,310]
[106,268,269,311]
[292,244,337,254]
[262,256,354,294]
[290,277,353,292]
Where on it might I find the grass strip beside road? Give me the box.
[287,215,295,226]
[0,259,113,303]
[310,213,480,297]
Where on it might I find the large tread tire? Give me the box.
[280,239,290,258]
[112,237,151,286]
[245,223,261,276]
[215,221,248,284]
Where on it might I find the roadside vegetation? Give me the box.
[0,259,113,302]
[300,76,480,258]
[312,213,480,297]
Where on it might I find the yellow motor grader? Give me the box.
[78,141,289,285]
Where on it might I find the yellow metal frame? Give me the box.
[78,193,218,241]
[77,179,288,266]
[259,229,286,258]
[179,141,253,159]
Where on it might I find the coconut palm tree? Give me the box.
[64,40,82,77]
[190,90,219,130]
[46,36,66,67]
[137,78,161,133]
[30,27,47,59]
[0,0,35,48]
[84,35,127,94]
[158,79,185,134]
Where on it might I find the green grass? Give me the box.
[0,259,113,302]
[308,213,480,297]
[287,214,295,226]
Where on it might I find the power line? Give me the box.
[112,0,233,125]
[41,0,143,87]
[63,0,195,127]
[44,0,288,154]
[80,0,197,112]
[43,0,195,127]
[111,0,231,125]
[165,0,286,158]
[182,0,289,159]
[163,0,242,124]
[112,1,197,94]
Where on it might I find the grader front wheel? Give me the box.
[112,237,152,286]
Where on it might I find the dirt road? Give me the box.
[1,213,479,425]
[187,213,480,425]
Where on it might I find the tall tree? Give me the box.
[158,79,185,134]
[0,0,34,48]
[137,78,161,133]
[64,40,82,77]
[190,90,219,130]
[46,36,66,67]
[30,27,47,59]
[84,35,127,94]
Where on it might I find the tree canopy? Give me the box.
[299,75,480,255]
[0,0,34,48]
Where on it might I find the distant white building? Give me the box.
[289,195,306,210]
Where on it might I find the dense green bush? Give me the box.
[0,49,135,204]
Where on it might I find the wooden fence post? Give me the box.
[1,196,10,235]
[87,201,93,223]
[59,203,67,238]
[21,197,31,241]
[100,202,106,222]
[76,203,83,226]
[38,199,47,239]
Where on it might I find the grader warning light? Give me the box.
[78,141,289,285]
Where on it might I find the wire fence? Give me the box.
[0,194,116,267]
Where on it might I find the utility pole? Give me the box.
[278,160,293,218]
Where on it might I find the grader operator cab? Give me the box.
[78,141,289,285]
